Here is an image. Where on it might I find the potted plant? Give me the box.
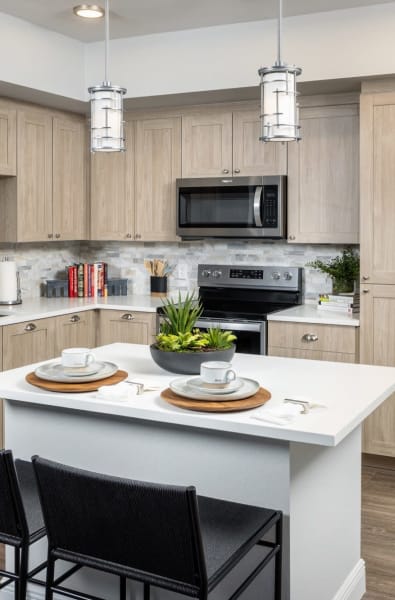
[150,292,237,374]
[307,248,360,294]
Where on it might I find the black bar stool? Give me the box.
[32,456,282,600]
[0,449,47,600]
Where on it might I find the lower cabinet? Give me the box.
[0,326,2,449]
[2,317,56,370]
[360,284,395,457]
[54,311,96,357]
[98,310,157,346]
[268,321,359,363]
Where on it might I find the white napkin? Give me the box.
[95,382,137,402]
[252,403,304,426]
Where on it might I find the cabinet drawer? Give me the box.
[3,316,56,370]
[54,310,96,356]
[268,321,358,354]
[98,310,157,346]
[268,346,356,363]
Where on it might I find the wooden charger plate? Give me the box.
[161,386,271,412]
[25,370,128,393]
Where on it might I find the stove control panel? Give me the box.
[198,264,303,291]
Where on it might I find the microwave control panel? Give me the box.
[262,185,278,228]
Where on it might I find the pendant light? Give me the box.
[88,0,126,152]
[258,0,302,142]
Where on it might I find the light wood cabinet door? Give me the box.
[17,110,53,242]
[232,108,287,176]
[360,284,395,456]
[288,103,359,244]
[182,110,232,177]
[135,117,181,242]
[0,106,16,176]
[98,310,157,346]
[360,93,395,284]
[268,321,359,363]
[54,311,96,357]
[2,317,56,370]
[90,122,135,240]
[53,116,87,240]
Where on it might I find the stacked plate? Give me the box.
[169,376,260,401]
[34,361,119,383]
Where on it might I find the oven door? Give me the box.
[195,318,267,355]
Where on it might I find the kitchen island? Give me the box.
[1,343,394,600]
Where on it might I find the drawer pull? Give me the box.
[70,315,81,323]
[121,313,134,321]
[24,323,37,332]
[302,333,318,342]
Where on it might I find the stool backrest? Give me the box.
[32,456,207,593]
[0,449,29,543]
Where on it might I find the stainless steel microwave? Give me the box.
[176,176,286,239]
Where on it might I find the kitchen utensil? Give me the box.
[34,361,118,383]
[26,369,128,393]
[169,376,260,401]
[161,386,271,412]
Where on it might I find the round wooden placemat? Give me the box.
[25,370,128,393]
[161,387,271,412]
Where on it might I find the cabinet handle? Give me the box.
[126,233,132,239]
[362,289,370,294]
[48,233,53,239]
[222,169,229,174]
[55,233,61,239]
[234,168,240,174]
[362,275,369,281]
[302,333,318,342]
[121,313,134,321]
[24,323,37,332]
[288,235,296,241]
[135,234,141,240]
[70,315,81,323]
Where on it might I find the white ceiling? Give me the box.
[0,0,393,42]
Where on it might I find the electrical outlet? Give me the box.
[178,264,188,279]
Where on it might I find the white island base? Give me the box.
[1,343,394,600]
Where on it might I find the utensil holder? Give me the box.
[150,276,167,296]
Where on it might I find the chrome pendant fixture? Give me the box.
[88,0,126,152]
[258,0,302,142]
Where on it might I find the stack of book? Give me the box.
[317,292,360,315]
[67,262,108,298]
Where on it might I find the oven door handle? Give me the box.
[195,320,263,333]
[253,186,263,228]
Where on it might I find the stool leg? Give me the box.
[18,545,29,600]
[14,547,20,600]
[45,554,55,600]
[274,516,283,600]
[143,583,150,600]
[119,576,126,600]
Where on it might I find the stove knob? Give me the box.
[212,270,222,278]
[201,269,211,278]
[272,272,281,280]
[283,272,293,280]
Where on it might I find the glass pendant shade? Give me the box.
[89,83,126,152]
[259,65,301,142]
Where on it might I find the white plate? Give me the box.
[60,362,101,377]
[169,377,260,401]
[186,376,243,394]
[34,361,119,383]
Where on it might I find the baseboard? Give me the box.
[332,559,366,600]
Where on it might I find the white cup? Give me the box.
[200,361,236,385]
[61,348,95,369]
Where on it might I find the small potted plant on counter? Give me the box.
[307,248,360,294]
[150,292,236,374]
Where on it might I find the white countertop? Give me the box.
[267,304,360,327]
[0,343,392,448]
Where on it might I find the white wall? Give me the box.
[0,12,85,100]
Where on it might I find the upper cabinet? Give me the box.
[91,117,180,242]
[91,121,135,241]
[0,106,87,243]
[181,106,286,178]
[287,97,359,244]
[360,92,395,284]
[0,104,16,176]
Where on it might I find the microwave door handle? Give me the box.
[253,186,263,227]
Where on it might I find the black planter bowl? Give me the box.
[149,344,236,375]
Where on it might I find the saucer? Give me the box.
[186,377,243,394]
[61,363,101,377]
[34,361,118,383]
[169,377,260,402]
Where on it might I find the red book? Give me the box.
[83,263,88,297]
[68,266,74,297]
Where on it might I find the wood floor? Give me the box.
[0,458,393,598]
[362,455,395,600]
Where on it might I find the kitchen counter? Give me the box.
[1,343,394,600]
[268,303,360,327]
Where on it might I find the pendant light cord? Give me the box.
[104,0,109,84]
[277,0,282,66]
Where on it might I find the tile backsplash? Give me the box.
[0,241,354,300]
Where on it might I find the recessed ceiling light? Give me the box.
[73,4,104,19]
